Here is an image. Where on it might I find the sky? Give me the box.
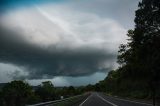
[0,0,140,86]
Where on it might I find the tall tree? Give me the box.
[135,0,160,105]
[35,81,55,101]
[117,0,160,105]
[2,80,33,106]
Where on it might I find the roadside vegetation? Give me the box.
[95,0,160,105]
[0,80,97,106]
[0,80,90,106]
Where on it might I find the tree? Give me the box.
[133,0,160,105]
[0,90,5,106]
[100,0,160,104]
[2,80,33,106]
[84,84,94,92]
[117,0,160,105]
[67,86,76,96]
[35,81,55,101]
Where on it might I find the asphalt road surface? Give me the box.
[78,92,153,106]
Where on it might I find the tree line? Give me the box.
[95,0,160,105]
[0,80,103,106]
[0,80,74,106]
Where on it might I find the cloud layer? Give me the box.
[0,3,127,80]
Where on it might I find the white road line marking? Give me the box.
[79,94,92,106]
[97,94,118,106]
[112,97,152,106]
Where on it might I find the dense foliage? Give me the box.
[0,81,33,106]
[97,0,160,104]
[0,80,88,106]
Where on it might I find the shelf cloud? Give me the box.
[0,0,140,85]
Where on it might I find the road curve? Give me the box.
[77,92,153,106]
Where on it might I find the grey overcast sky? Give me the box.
[0,0,140,86]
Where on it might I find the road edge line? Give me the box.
[112,96,152,106]
[79,94,92,106]
[97,94,118,106]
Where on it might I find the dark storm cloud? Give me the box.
[0,25,116,79]
[0,0,133,81]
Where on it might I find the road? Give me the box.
[78,92,153,106]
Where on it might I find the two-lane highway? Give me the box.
[79,93,116,106]
[77,92,153,106]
